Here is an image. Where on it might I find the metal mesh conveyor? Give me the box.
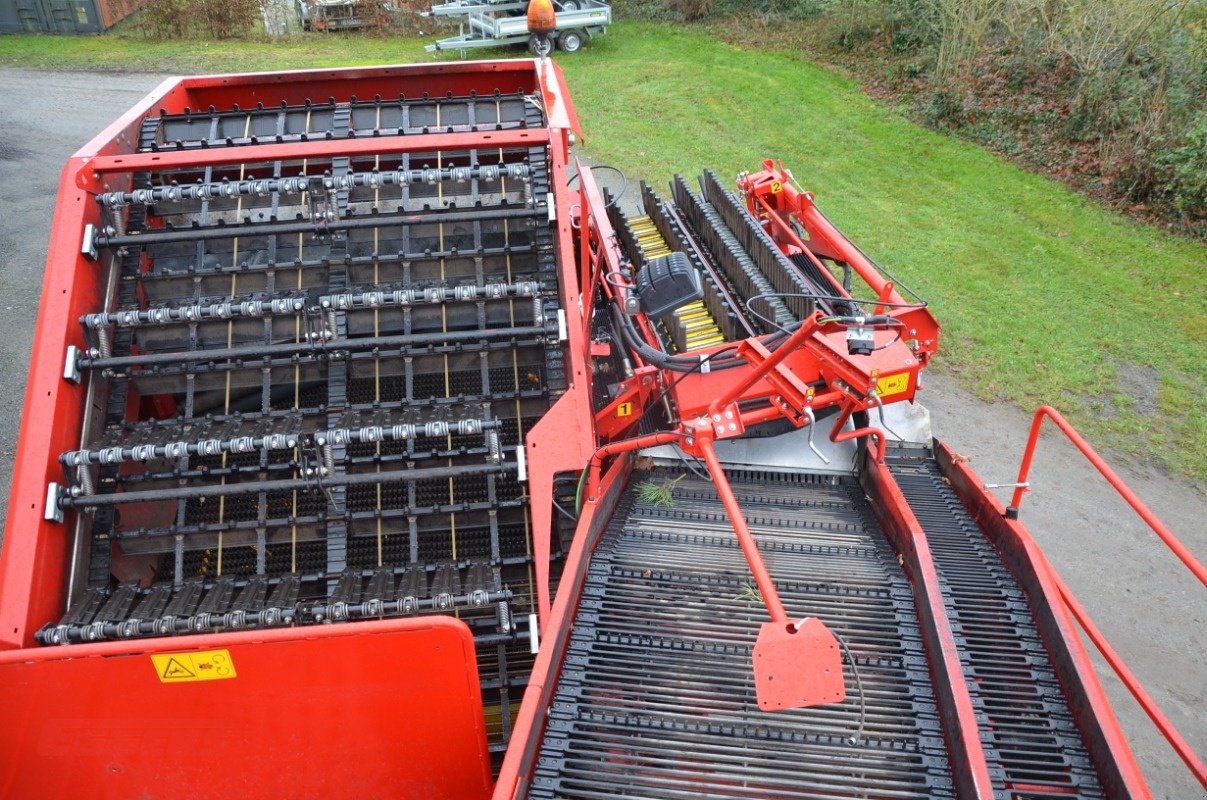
[886,446,1107,798]
[42,91,563,756]
[527,469,956,799]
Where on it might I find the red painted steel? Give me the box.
[695,438,844,711]
[492,452,635,800]
[938,443,1153,798]
[697,438,787,624]
[0,617,493,799]
[752,618,845,712]
[0,160,103,651]
[1051,570,1207,788]
[1010,405,1207,587]
[523,125,595,626]
[710,314,824,414]
[998,406,1205,787]
[861,453,997,799]
[739,161,939,361]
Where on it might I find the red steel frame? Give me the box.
[0,58,582,650]
[0,59,590,799]
[494,159,1168,796]
[1010,406,1207,587]
[0,55,1186,799]
[938,443,1156,797]
[1007,405,1206,787]
[0,617,494,799]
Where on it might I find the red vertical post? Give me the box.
[1011,406,1206,587]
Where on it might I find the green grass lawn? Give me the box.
[4,21,1205,479]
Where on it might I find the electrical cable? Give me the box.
[632,343,740,430]
[806,202,928,306]
[834,630,866,745]
[744,294,795,334]
[610,300,800,374]
[779,167,927,308]
[672,443,712,482]
[573,466,589,515]
[603,269,633,292]
[791,616,865,745]
[552,497,578,523]
[567,164,629,209]
[754,291,928,313]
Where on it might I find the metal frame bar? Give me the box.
[860,452,997,799]
[1009,405,1206,587]
[938,442,1153,798]
[76,129,552,193]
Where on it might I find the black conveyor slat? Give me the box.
[886,445,1108,798]
[528,469,955,799]
[48,98,564,768]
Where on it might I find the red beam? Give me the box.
[861,454,996,799]
[75,129,553,191]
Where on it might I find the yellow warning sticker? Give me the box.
[770,181,783,194]
[616,402,633,417]
[876,372,911,397]
[151,649,237,683]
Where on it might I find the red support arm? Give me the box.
[709,315,821,416]
[697,439,789,624]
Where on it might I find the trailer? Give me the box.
[0,58,1203,799]
[298,0,400,31]
[425,0,610,55]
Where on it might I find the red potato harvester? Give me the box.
[0,55,1202,800]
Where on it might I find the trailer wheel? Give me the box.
[528,34,553,57]
[558,29,584,52]
[558,0,580,9]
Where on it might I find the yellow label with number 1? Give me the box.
[151,649,237,683]
[616,402,633,417]
[876,372,911,397]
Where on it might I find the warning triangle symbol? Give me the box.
[162,657,196,680]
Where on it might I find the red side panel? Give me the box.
[0,618,492,800]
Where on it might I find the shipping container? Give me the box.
[0,0,142,34]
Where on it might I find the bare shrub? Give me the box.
[140,0,259,37]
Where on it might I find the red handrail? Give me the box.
[1008,405,1206,787]
[1048,567,1207,787]
[1010,405,1207,587]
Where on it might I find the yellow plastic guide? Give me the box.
[629,216,724,350]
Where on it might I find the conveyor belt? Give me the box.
[886,446,1107,798]
[45,92,562,761]
[528,469,955,799]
